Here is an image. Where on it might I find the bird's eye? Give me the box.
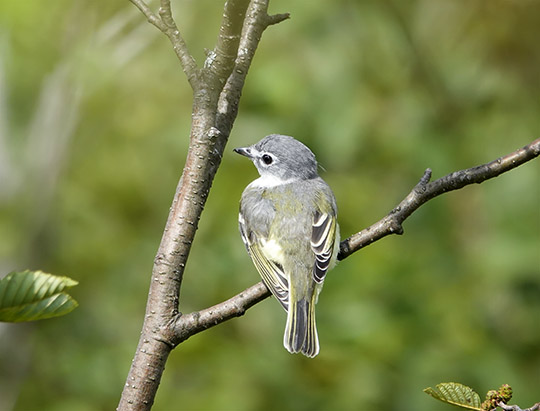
[261,154,273,165]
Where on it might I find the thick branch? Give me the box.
[204,0,289,98]
[216,1,289,130]
[170,137,540,342]
[120,1,288,409]
[205,0,250,86]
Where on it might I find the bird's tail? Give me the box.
[283,298,319,358]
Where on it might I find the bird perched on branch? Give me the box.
[234,134,339,357]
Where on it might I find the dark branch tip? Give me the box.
[390,222,404,235]
[420,168,432,185]
[337,240,350,261]
[266,12,290,26]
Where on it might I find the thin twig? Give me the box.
[266,13,290,26]
[158,0,199,87]
[171,282,270,345]
[339,137,540,259]
[128,0,166,31]
[498,401,540,411]
[128,0,199,87]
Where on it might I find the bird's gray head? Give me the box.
[234,134,319,182]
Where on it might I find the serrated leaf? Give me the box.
[0,270,78,322]
[424,382,483,410]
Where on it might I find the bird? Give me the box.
[234,134,339,357]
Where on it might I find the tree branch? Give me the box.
[216,1,290,130]
[339,136,540,259]
[128,0,167,32]
[169,137,540,344]
[498,401,540,411]
[205,0,250,85]
[158,0,199,87]
[119,1,288,409]
[128,0,199,88]
[171,282,270,345]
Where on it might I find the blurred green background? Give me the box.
[1,0,539,410]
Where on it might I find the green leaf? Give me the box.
[424,382,483,410]
[0,270,78,322]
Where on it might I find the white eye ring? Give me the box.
[261,154,273,165]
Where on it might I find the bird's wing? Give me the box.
[249,242,289,311]
[239,213,289,311]
[311,210,337,283]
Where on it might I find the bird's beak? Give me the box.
[233,146,252,158]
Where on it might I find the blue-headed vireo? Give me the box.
[234,134,339,358]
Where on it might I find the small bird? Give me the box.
[234,134,339,357]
